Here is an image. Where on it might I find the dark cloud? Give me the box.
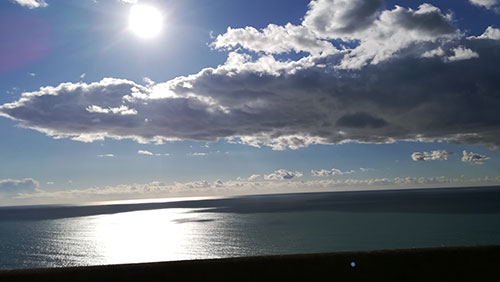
[336,112,387,128]
[303,0,384,36]
[390,4,455,37]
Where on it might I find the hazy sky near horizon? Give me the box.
[1,0,500,205]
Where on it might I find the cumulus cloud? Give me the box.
[212,23,338,56]
[0,178,39,195]
[1,1,500,150]
[411,150,454,161]
[264,169,303,180]
[447,46,480,62]
[247,174,261,181]
[137,150,153,155]
[311,168,355,176]
[468,26,500,40]
[11,0,47,8]
[462,150,490,165]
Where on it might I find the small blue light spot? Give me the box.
[350,261,356,268]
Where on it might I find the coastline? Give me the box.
[1,245,499,282]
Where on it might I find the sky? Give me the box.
[0,0,500,206]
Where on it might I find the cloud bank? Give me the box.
[1,1,500,150]
[7,175,500,205]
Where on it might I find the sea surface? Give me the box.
[1,186,500,270]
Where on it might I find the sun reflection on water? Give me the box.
[88,208,214,265]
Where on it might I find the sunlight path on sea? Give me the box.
[51,208,222,266]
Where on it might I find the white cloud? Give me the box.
[468,26,500,40]
[247,174,261,181]
[137,150,153,155]
[28,72,36,77]
[97,154,114,158]
[311,168,355,176]
[447,46,480,62]
[212,23,338,56]
[421,47,445,58]
[80,73,86,79]
[86,105,137,115]
[469,0,500,10]
[189,152,207,156]
[12,0,47,8]
[462,150,490,165]
[143,77,155,86]
[411,150,454,161]
[264,169,303,180]
[0,178,39,195]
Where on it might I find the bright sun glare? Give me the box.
[128,4,163,39]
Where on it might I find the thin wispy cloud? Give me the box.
[137,150,153,155]
[97,154,114,158]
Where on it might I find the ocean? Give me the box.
[1,186,500,270]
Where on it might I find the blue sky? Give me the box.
[0,0,499,205]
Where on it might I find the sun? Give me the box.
[128,4,163,39]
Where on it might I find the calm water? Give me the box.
[1,186,500,270]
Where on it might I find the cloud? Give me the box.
[189,152,207,156]
[447,46,480,62]
[411,150,454,161]
[462,150,490,165]
[468,26,500,40]
[469,0,500,11]
[247,174,261,181]
[0,178,39,195]
[212,23,338,56]
[1,2,500,150]
[137,150,153,155]
[303,0,384,37]
[421,47,445,58]
[264,169,303,180]
[97,154,114,158]
[28,72,36,77]
[11,0,47,8]
[80,73,86,79]
[311,168,355,176]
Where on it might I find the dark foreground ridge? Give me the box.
[1,245,499,282]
